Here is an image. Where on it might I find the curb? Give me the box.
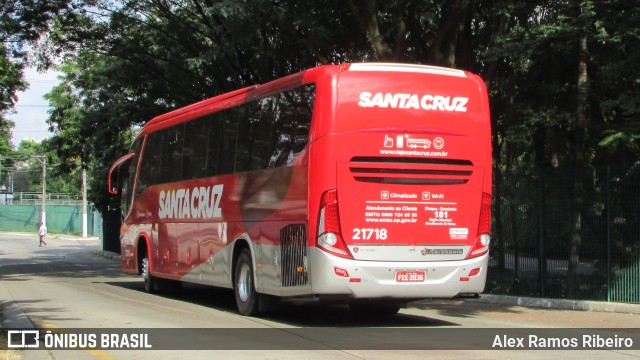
[1,285,52,359]
[0,280,36,330]
[1,232,100,241]
[54,235,100,241]
[470,294,640,315]
[92,250,121,261]
[1,301,36,330]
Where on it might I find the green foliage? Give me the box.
[0,0,84,171]
[9,139,79,196]
[12,139,44,192]
[18,0,637,215]
[0,44,25,157]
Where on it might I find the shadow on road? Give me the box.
[0,248,123,282]
[103,280,460,327]
[411,298,524,318]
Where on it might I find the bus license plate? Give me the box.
[395,271,426,283]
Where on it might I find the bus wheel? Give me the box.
[234,249,259,316]
[141,255,156,293]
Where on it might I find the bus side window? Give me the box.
[119,162,131,217]
[160,124,184,183]
[182,117,209,180]
[220,112,238,175]
[137,131,164,197]
[273,85,315,166]
[121,138,143,216]
[235,101,270,172]
[269,133,292,168]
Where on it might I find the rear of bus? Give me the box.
[308,63,492,301]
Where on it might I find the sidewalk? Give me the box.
[1,231,99,242]
[466,294,640,315]
[1,284,51,359]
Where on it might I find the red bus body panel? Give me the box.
[331,65,491,260]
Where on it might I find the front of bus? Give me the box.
[307,63,492,302]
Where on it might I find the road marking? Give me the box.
[30,316,119,360]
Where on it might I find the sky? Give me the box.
[8,67,62,147]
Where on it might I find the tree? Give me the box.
[10,138,78,195]
[42,0,370,211]
[0,45,25,154]
[0,0,90,149]
[12,139,40,192]
[36,1,640,293]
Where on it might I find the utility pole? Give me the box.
[33,156,47,226]
[41,156,46,226]
[82,168,87,237]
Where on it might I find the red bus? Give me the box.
[108,63,492,316]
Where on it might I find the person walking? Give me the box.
[38,222,47,247]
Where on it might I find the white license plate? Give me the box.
[395,271,426,283]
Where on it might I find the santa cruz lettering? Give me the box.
[358,92,468,112]
[158,184,224,220]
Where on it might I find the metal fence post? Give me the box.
[606,166,612,302]
[538,174,546,297]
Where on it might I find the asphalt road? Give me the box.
[1,233,639,360]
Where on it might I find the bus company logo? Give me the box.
[358,92,469,112]
[421,248,464,255]
[159,184,224,220]
[433,137,445,149]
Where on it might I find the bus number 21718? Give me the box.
[352,228,388,240]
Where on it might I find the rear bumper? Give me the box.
[308,247,487,299]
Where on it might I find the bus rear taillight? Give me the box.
[317,189,353,259]
[466,192,491,259]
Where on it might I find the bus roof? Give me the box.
[136,63,477,139]
[143,85,258,129]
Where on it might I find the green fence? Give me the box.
[0,205,102,236]
[488,165,640,304]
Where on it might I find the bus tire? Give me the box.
[141,254,156,293]
[234,249,259,316]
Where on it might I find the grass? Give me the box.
[0,306,23,360]
[0,333,23,360]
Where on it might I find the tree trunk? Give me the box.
[347,0,390,60]
[568,7,590,298]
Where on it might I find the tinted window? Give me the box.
[235,101,271,172]
[208,111,237,176]
[182,117,209,180]
[160,125,184,183]
[137,131,163,197]
[266,85,315,168]
[134,84,315,194]
[121,138,143,216]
